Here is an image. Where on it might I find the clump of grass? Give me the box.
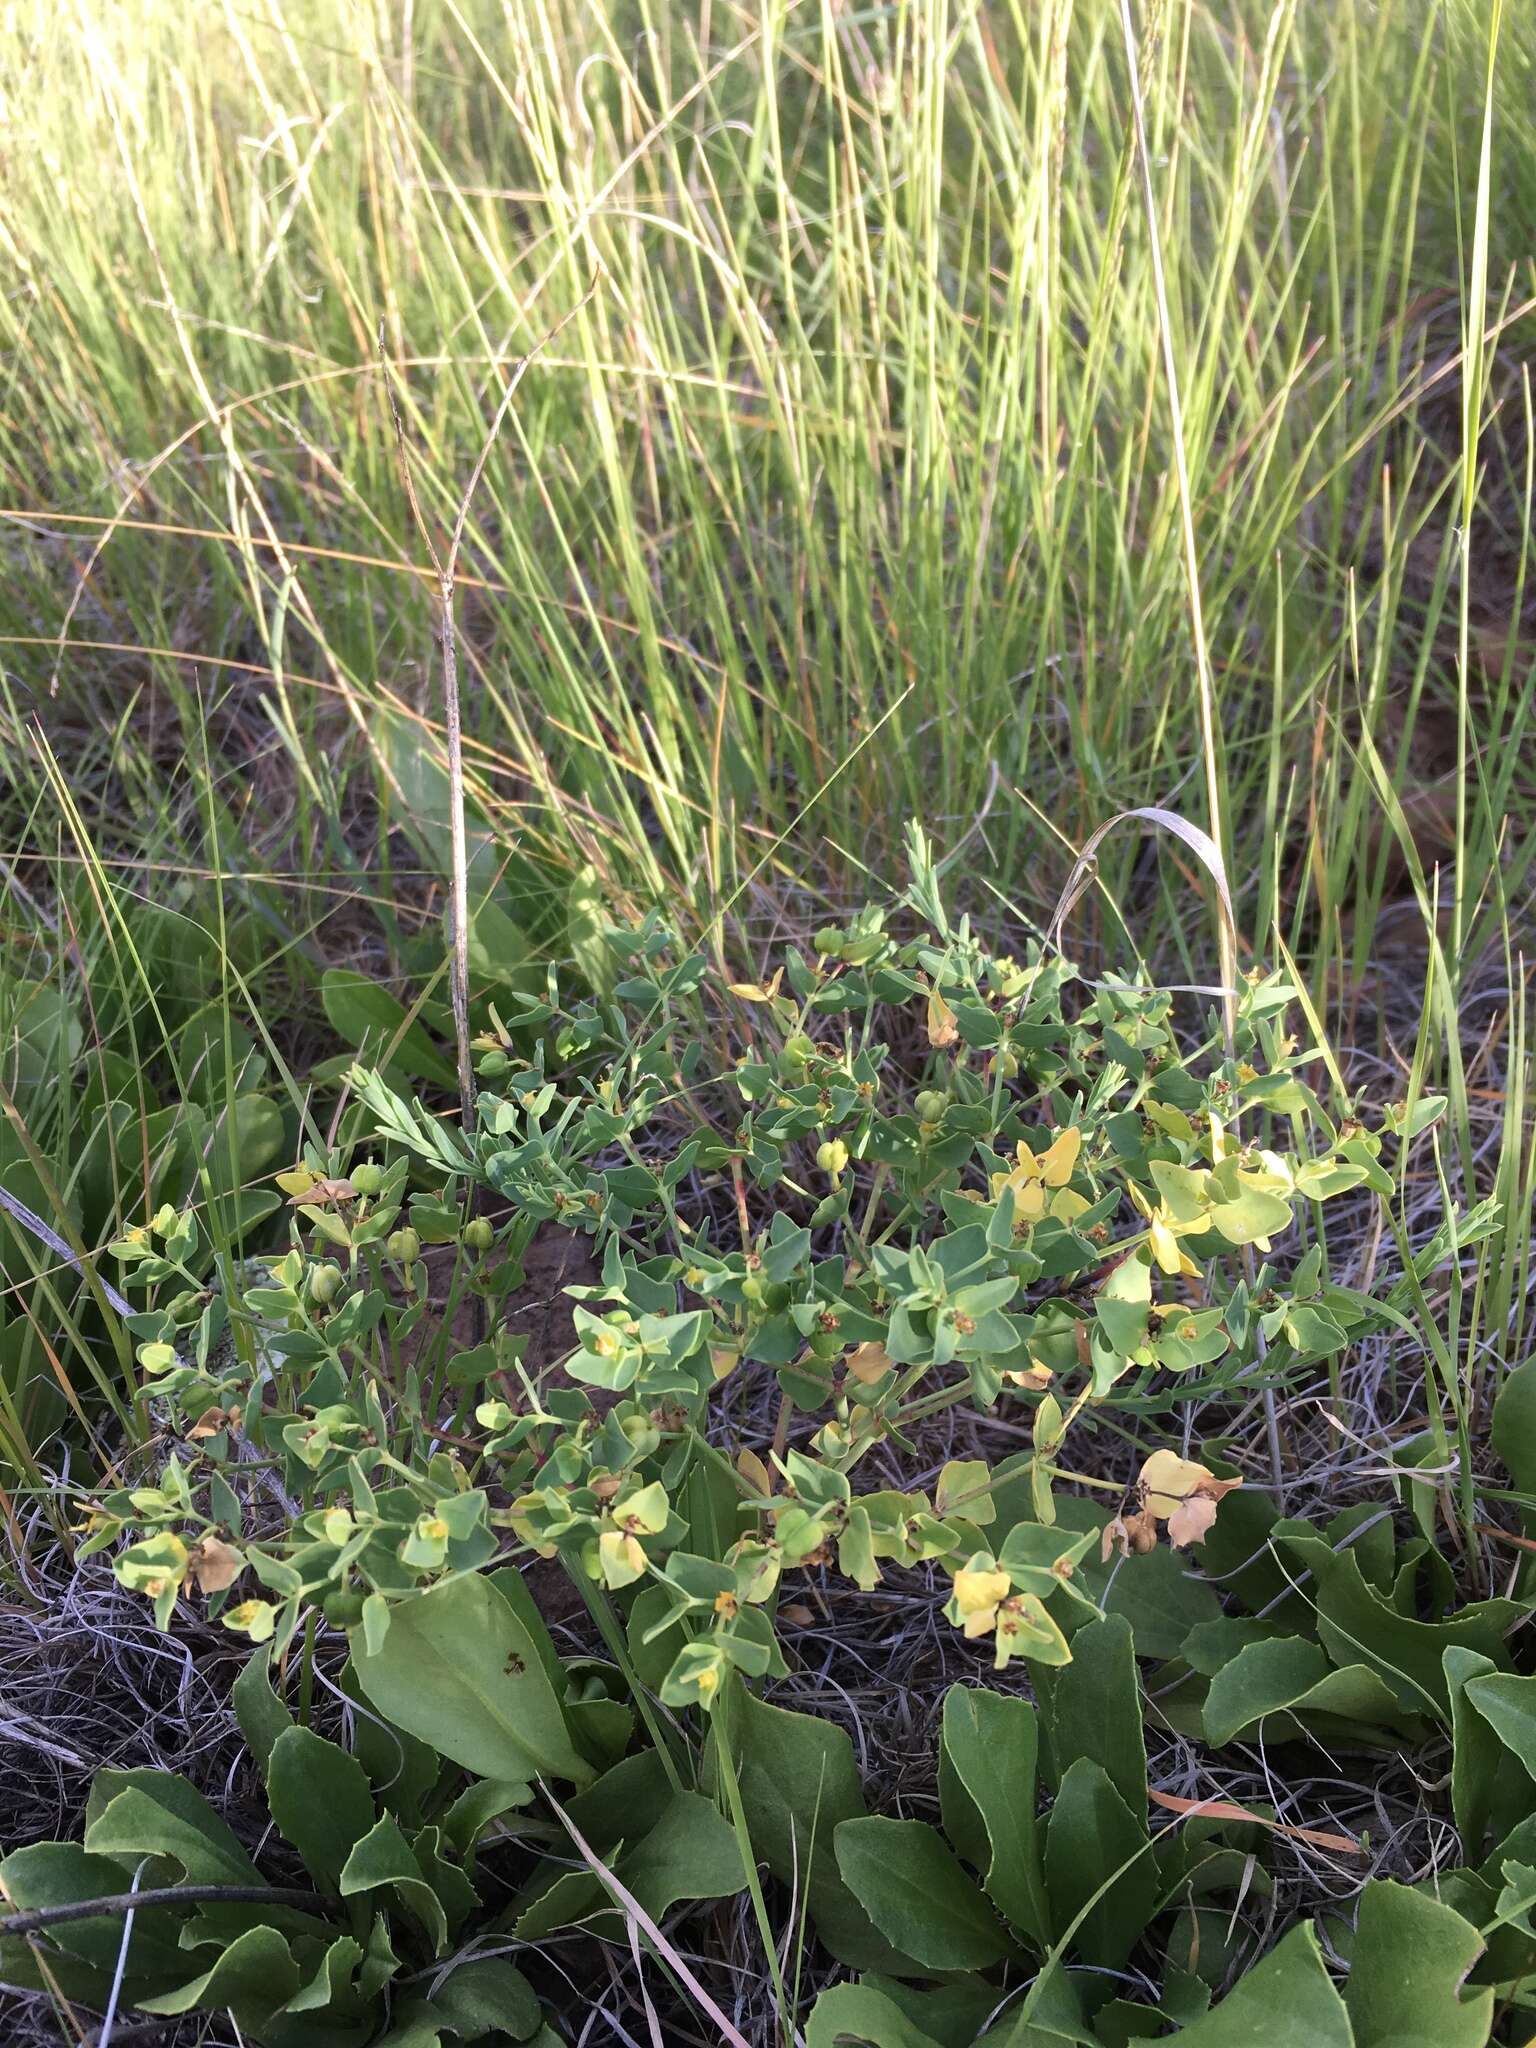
[0,0,1532,978]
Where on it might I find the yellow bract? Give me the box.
[951,1560,1010,1634]
[990,1127,1081,1209]
[598,1528,647,1588]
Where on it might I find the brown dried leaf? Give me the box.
[285,1176,356,1208]
[1167,1492,1219,1549]
[1148,1787,1362,1856]
[1101,1509,1157,1561]
[190,1536,243,1596]
[926,988,959,1048]
[844,1341,894,1386]
[186,1406,234,1442]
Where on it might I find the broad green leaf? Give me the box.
[321,969,456,1087]
[84,1771,262,1887]
[0,1934,122,2010]
[1206,1186,1292,1246]
[567,864,614,998]
[0,1842,187,1980]
[1464,1673,1536,1786]
[1161,1923,1352,2046]
[1493,1362,1536,1509]
[939,1685,1049,1946]
[1036,1615,1146,1811]
[268,1726,378,1885]
[1445,1648,1535,1859]
[1049,1499,1218,1657]
[1344,1880,1492,2048]
[427,1955,543,2040]
[1042,1758,1155,1970]
[489,1565,569,1697]
[135,1925,301,2026]
[1203,1637,1415,1746]
[442,1777,535,1861]
[513,1861,617,1942]
[231,1651,294,1772]
[350,1573,592,1786]
[340,1814,449,1953]
[720,1685,901,1970]
[340,1656,443,1825]
[412,1823,479,1939]
[562,1750,673,1856]
[1277,1532,1520,1716]
[985,1958,1099,2044]
[834,1816,1012,1970]
[206,1091,287,1196]
[806,1984,945,2048]
[463,895,543,1001]
[612,1790,746,1917]
[5,978,82,1092]
[283,1933,365,2015]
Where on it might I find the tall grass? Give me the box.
[0,0,1529,949]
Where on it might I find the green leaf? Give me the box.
[1445,1649,1536,1858]
[1206,1186,1292,1245]
[1042,1758,1155,1970]
[283,1933,366,2016]
[83,1772,262,1887]
[609,1790,747,1919]
[135,1925,301,2027]
[1493,1361,1536,1508]
[412,1824,479,1939]
[1464,1673,1536,1784]
[806,1984,945,2048]
[350,1573,591,1786]
[340,1814,449,1953]
[834,1816,1013,1970]
[1283,1303,1349,1355]
[1157,1923,1352,2046]
[1203,1637,1416,1746]
[427,1956,543,2040]
[231,1651,294,1772]
[268,1726,378,1885]
[567,864,614,998]
[0,1842,188,1980]
[1344,1880,1493,2048]
[206,1092,287,1196]
[939,1685,1049,1946]
[1036,1615,1146,1812]
[721,1686,900,1970]
[322,969,456,1087]
[1276,1531,1520,1716]
[442,1777,536,1861]
[1047,1499,1218,1658]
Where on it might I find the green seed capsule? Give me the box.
[388,1228,421,1264]
[740,1274,767,1305]
[322,1590,366,1627]
[464,1217,495,1253]
[350,1162,383,1197]
[815,1138,849,1175]
[812,928,842,956]
[309,1264,343,1306]
[914,1089,948,1124]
